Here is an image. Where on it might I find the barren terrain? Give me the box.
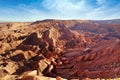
[0,19,120,80]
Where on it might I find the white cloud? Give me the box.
[43,0,84,12]
[40,0,95,18]
[87,1,120,19]
[0,0,120,21]
[97,0,106,5]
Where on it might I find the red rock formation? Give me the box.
[0,19,120,80]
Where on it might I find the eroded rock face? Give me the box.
[20,24,78,54]
[20,70,67,80]
[55,40,120,79]
[0,19,120,80]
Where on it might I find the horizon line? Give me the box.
[0,18,120,22]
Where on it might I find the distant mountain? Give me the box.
[92,19,120,24]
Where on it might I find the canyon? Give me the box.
[0,19,120,80]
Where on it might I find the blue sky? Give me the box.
[0,0,120,21]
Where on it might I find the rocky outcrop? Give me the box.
[55,40,120,79]
[20,23,79,54]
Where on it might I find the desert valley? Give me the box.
[0,19,120,80]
